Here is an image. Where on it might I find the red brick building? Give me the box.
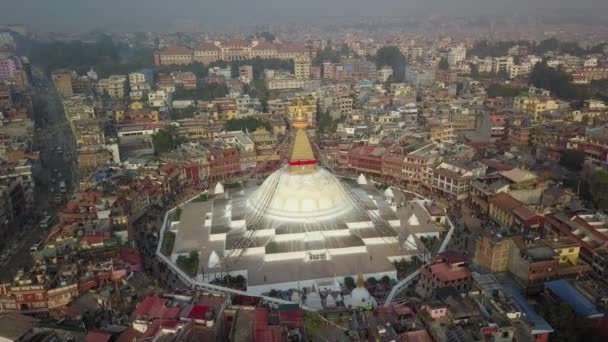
[418,251,472,298]
[207,146,241,183]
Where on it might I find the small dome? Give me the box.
[350,287,373,307]
[214,182,224,194]
[384,187,394,198]
[407,213,420,226]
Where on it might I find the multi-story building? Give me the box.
[567,128,608,169]
[429,123,456,145]
[507,236,589,291]
[348,144,387,177]
[513,96,559,122]
[427,160,486,200]
[0,54,17,80]
[238,65,253,83]
[447,45,466,66]
[97,75,127,99]
[405,67,435,88]
[474,233,510,272]
[153,45,193,65]
[488,193,543,232]
[294,55,311,80]
[129,69,154,92]
[62,95,96,122]
[0,159,34,209]
[0,181,27,238]
[155,40,309,66]
[148,90,170,108]
[51,70,74,98]
[71,119,105,148]
[220,131,256,171]
[206,143,241,183]
[492,57,514,74]
[508,124,532,148]
[544,211,608,264]
[174,117,221,142]
[418,251,472,298]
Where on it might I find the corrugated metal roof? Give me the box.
[545,280,604,318]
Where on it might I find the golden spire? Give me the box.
[288,98,317,174]
[357,273,364,288]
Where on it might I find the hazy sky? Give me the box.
[2,0,608,32]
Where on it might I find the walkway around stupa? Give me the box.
[155,174,456,310]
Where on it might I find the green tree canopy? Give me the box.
[172,83,229,102]
[487,84,525,98]
[152,128,175,154]
[344,276,355,290]
[530,62,591,101]
[224,117,271,133]
[590,169,608,210]
[438,57,449,70]
[313,44,354,66]
[374,46,407,82]
[559,149,586,172]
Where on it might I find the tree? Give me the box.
[538,300,594,342]
[312,44,353,66]
[172,83,228,102]
[438,57,449,70]
[530,62,591,101]
[152,128,174,154]
[225,117,271,133]
[590,169,608,210]
[487,84,525,98]
[259,31,275,42]
[344,276,355,290]
[559,150,586,172]
[316,111,336,133]
[534,38,560,54]
[366,277,378,286]
[374,46,407,82]
[381,275,391,287]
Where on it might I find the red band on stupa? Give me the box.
[288,159,317,166]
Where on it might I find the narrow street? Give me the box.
[0,68,77,278]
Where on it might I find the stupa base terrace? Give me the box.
[158,173,449,295]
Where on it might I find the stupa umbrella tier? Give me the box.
[288,101,317,174]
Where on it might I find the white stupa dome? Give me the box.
[305,286,324,311]
[248,166,354,222]
[345,274,377,310]
[357,173,368,185]
[208,250,220,268]
[384,187,394,198]
[349,287,375,308]
[407,213,420,226]
[214,182,224,195]
[325,294,337,308]
[290,291,300,303]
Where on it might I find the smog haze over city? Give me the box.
[1,0,608,341]
[3,0,608,31]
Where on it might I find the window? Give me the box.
[568,248,574,253]
[36,293,43,300]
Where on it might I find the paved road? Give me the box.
[0,68,76,278]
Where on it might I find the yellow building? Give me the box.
[114,102,160,123]
[544,237,581,265]
[513,96,559,122]
[287,97,316,127]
